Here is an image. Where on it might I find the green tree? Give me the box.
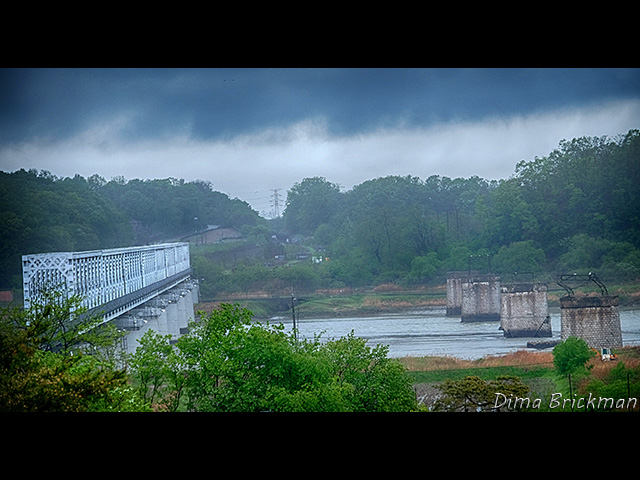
[492,240,547,275]
[0,297,149,412]
[344,176,424,274]
[481,178,539,248]
[407,253,441,284]
[129,330,174,409]
[19,289,125,356]
[515,131,640,255]
[168,303,418,412]
[275,262,320,293]
[557,234,640,280]
[553,336,595,378]
[283,177,343,236]
[321,331,418,412]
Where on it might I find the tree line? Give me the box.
[279,129,640,289]
[0,296,418,412]
[1,129,638,295]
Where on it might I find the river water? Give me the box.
[277,307,640,360]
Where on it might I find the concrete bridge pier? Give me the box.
[500,283,551,337]
[446,271,475,316]
[116,307,161,354]
[180,281,199,334]
[176,286,189,335]
[560,295,622,350]
[115,279,200,355]
[461,274,501,322]
[165,296,181,341]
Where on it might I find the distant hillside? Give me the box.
[277,130,640,288]
[2,129,639,296]
[0,171,266,288]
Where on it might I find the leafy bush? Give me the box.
[0,298,149,412]
[552,336,595,378]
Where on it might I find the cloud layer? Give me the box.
[1,69,639,216]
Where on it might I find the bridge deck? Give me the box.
[22,242,191,323]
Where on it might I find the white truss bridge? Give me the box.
[22,243,193,325]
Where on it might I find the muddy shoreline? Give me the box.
[198,284,640,320]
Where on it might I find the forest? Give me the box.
[0,171,266,289]
[1,129,639,298]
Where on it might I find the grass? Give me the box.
[283,291,445,318]
[199,280,640,318]
[197,290,447,320]
[400,350,557,383]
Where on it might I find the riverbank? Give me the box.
[195,289,640,411]
[197,286,447,319]
[197,281,640,320]
[404,345,640,410]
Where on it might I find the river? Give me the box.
[276,307,640,359]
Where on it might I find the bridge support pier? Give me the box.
[500,283,551,337]
[115,278,199,355]
[461,274,501,322]
[560,295,622,350]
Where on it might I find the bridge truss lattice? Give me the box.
[22,243,192,324]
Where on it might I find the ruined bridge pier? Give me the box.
[447,271,551,338]
[500,282,551,338]
[461,274,501,322]
[560,295,622,350]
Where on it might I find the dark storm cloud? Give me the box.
[2,68,638,145]
[1,68,639,215]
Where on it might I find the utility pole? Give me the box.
[290,288,297,341]
[270,188,281,218]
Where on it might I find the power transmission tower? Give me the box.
[270,188,281,218]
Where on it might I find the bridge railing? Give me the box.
[22,243,191,322]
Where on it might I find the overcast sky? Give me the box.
[1,68,639,217]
